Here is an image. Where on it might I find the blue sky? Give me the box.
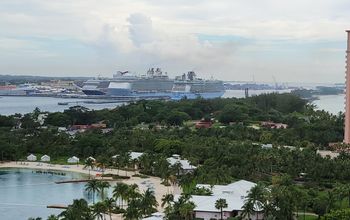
[0,0,349,83]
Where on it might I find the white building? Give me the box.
[67,156,79,163]
[27,154,37,161]
[40,155,50,162]
[176,180,262,220]
[317,150,340,159]
[142,212,164,220]
[167,154,197,174]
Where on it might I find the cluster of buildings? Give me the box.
[174,180,261,220]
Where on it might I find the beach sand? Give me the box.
[0,161,181,220]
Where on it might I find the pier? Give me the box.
[47,205,68,209]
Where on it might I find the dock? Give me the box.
[55,178,116,184]
[47,205,68,209]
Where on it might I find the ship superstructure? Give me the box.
[81,69,225,99]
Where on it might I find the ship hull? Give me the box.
[171,91,225,100]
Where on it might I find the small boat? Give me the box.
[58,102,69,105]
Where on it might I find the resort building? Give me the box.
[317,150,340,159]
[167,154,197,174]
[40,155,50,162]
[67,156,79,163]
[176,180,262,220]
[27,154,37,161]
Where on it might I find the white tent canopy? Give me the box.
[27,154,37,161]
[86,156,96,162]
[67,156,79,163]
[40,155,50,162]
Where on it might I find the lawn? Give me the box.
[297,214,319,220]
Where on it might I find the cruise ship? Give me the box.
[82,68,173,97]
[172,71,225,100]
[81,68,225,100]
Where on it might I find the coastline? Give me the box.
[0,161,179,218]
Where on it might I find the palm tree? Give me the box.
[161,193,174,208]
[113,182,129,208]
[179,201,196,220]
[243,183,266,220]
[59,199,93,220]
[98,181,111,200]
[215,198,228,220]
[104,197,115,220]
[140,189,158,217]
[92,201,107,220]
[85,179,100,204]
[84,158,95,179]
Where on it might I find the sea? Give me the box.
[0,168,97,220]
[0,90,344,116]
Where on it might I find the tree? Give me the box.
[103,197,115,220]
[85,179,100,204]
[92,201,107,220]
[325,208,350,219]
[243,183,266,220]
[59,199,94,220]
[215,198,228,220]
[179,201,196,220]
[98,181,111,200]
[113,182,129,208]
[140,189,158,217]
[84,158,95,179]
[47,215,59,220]
[162,193,174,208]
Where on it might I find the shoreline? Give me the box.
[0,161,180,218]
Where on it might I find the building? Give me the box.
[167,154,197,174]
[40,155,50,162]
[317,150,340,159]
[195,120,213,129]
[261,121,288,129]
[27,154,37,161]
[176,180,262,220]
[67,156,80,163]
[142,212,164,220]
[345,30,350,143]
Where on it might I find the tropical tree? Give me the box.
[98,181,111,200]
[113,182,129,208]
[140,189,158,217]
[162,193,174,208]
[179,201,196,220]
[104,197,115,220]
[85,179,100,204]
[243,183,266,220]
[92,201,107,220]
[215,198,228,220]
[84,158,95,179]
[47,215,59,220]
[59,199,94,220]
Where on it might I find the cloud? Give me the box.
[0,0,349,82]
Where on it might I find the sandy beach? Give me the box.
[0,161,181,220]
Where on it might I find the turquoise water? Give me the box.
[0,168,96,220]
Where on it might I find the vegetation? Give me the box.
[9,93,350,219]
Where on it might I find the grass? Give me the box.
[297,215,319,220]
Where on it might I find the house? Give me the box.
[67,156,80,163]
[317,150,340,159]
[176,180,262,220]
[40,155,50,162]
[195,120,213,129]
[261,121,288,129]
[261,144,273,149]
[167,154,197,174]
[130,152,144,161]
[27,154,37,161]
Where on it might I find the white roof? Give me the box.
[87,156,96,161]
[179,180,256,212]
[167,157,196,170]
[130,152,144,160]
[142,212,164,220]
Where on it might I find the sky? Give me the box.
[1,0,350,83]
